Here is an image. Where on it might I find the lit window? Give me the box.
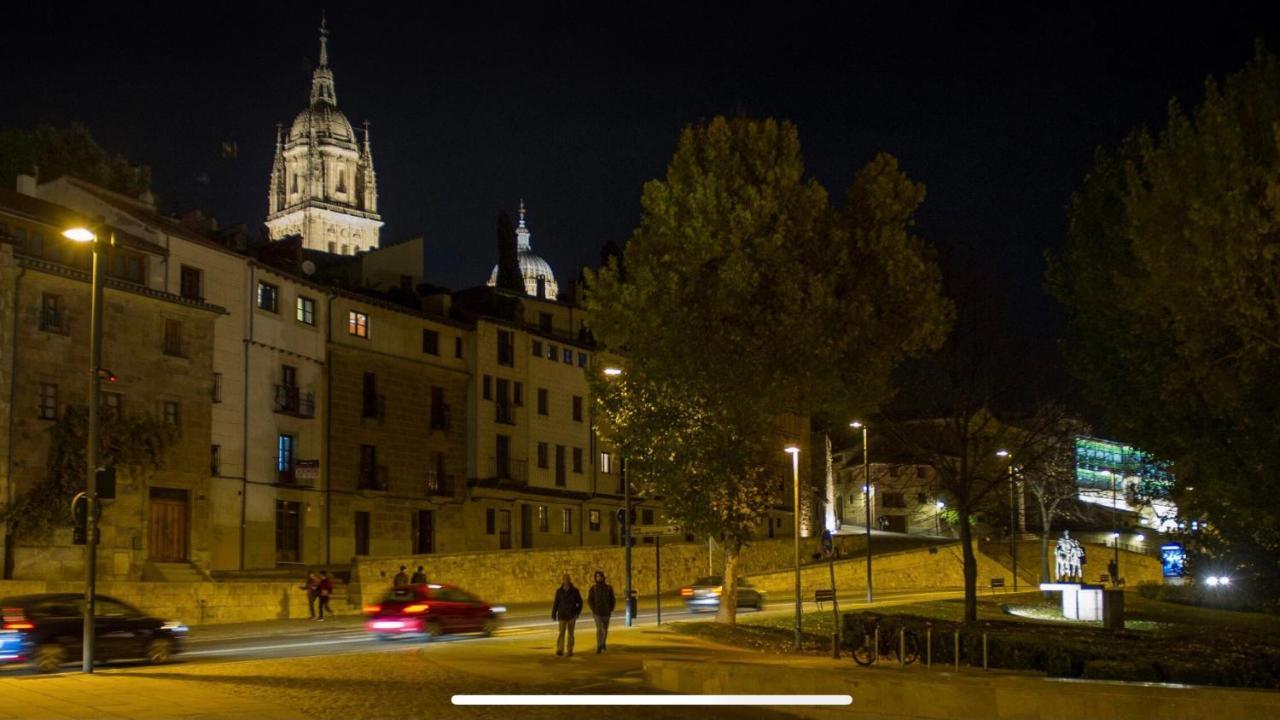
[256,282,279,312]
[589,509,601,531]
[538,506,548,532]
[296,296,315,325]
[562,508,573,534]
[600,452,613,474]
[348,310,369,338]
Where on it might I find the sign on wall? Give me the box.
[295,460,320,481]
[1160,542,1186,578]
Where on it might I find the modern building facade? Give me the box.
[1074,435,1177,532]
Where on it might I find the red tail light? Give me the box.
[1,608,32,631]
[680,587,693,597]
[362,604,381,614]
[2,622,33,630]
[403,603,430,614]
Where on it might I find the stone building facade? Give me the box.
[0,189,222,579]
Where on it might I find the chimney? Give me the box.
[15,174,36,196]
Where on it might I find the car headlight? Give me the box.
[161,620,188,633]
[491,606,507,614]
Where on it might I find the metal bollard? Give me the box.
[873,626,880,665]
[982,630,989,671]
[953,629,960,670]
[831,632,840,660]
[926,623,933,667]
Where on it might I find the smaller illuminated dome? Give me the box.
[488,200,559,300]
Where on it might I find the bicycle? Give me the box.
[850,615,921,666]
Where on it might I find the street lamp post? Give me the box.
[785,445,801,650]
[997,450,1016,592]
[63,226,111,674]
[602,366,632,626]
[851,422,871,603]
[935,500,944,535]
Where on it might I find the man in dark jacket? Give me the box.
[317,571,334,621]
[551,574,583,656]
[410,565,427,584]
[587,570,617,653]
[393,565,409,587]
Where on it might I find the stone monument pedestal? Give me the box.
[1039,582,1104,621]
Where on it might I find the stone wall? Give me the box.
[353,536,826,606]
[742,543,1008,596]
[0,579,320,624]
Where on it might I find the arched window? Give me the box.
[290,173,298,193]
[336,169,347,194]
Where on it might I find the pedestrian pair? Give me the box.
[551,571,616,656]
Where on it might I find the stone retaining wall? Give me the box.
[742,543,1008,596]
[0,579,323,624]
[353,536,826,606]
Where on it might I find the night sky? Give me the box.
[6,2,1279,388]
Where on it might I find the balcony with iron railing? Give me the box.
[274,384,316,419]
[486,456,528,484]
[275,463,316,488]
[358,464,390,491]
[425,471,455,497]
[40,308,69,335]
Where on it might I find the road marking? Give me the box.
[453,694,853,706]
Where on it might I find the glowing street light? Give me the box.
[62,225,113,674]
[785,445,801,650]
[850,421,872,602]
[600,364,632,626]
[996,449,1018,591]
[603,366,623,376]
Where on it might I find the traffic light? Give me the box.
[616,507,638,526]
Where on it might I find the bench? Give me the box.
[814,589,835,609]
[1099,573,1126,588]
[989,577,1005,594]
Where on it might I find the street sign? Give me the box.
[821,529,834,556]
[295,460,320,481]
[629,524,681,537]
[70,492,102,527]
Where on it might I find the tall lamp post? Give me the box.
[997,449,1016,591]
[785,445,801,650]
[850,422,872,603]
[602,366,632,626]
[63,225,112,673]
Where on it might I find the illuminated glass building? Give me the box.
[1074,436,1178,532]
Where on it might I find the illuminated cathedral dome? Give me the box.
[488,201,559,300]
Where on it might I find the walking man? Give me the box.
[551,573,583,657]
[587,570,616,654]
[301,570,320,619]
[393,565,409,587]
[410,565,427,584]
[317,571,334,621]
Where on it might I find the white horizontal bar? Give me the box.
[452,695,852,706]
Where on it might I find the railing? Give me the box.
[358,465,390,491]
[495,401,515,425]
[362,394,386,422]
[430,403,451,431]
[276,466,315,488]
[40,308,69,334]
[274,385,316,418]
[486,456,527,484]
[425,472,455,497]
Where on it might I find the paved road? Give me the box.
[176,588,963,664]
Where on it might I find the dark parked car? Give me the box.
[680,576,765,613]
[0,593,187,673]
[363,583,502,641]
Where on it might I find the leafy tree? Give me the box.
[1018,413,1085,583]
[1049,45,1280,605]
[0,123,150,196]
[587,116,950,624]
[1,406,176,543]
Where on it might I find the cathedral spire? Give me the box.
[362,120,371,155]
[319,11,329,67]
[310,12,337,106]
[516,199,532,251]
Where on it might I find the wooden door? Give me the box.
[520,504,533,548]
[275,500,302,563]
[148,488,189,561]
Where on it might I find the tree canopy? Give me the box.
[586,116,950,623]
[0,123,150,197]
[1049,45,1280,606]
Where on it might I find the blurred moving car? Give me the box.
[363,583,502,641]
[680,576,765,612]
[0,593,187,673]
